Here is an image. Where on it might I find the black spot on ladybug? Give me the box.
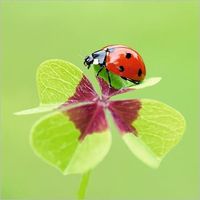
[126,53,132,59]
[138,69,142,77]
[118,66,124,72]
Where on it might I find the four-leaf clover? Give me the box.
[16,59,185,199]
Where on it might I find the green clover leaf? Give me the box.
[37,59,83,104]
[31,112,111,175]
[122,99,185,168]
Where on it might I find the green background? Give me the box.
[0,1,199,199]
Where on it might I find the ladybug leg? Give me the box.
[96,66,104,77]
[106,69,112,87]
[121,76,128,81]
[127,79,140,85]
[130,79,140,85]
[121,76,140,85]
[87,64,91,69]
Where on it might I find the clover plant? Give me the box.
[16,59,185,199]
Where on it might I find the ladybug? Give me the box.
[84,45,146,87]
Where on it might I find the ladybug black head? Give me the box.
[84,55,94,67]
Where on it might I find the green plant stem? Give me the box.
[77,171,91,200]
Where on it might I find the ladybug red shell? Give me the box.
[84,45,146,87]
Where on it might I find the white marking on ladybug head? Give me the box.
[93,58,99,65]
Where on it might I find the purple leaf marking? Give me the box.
[63,75,98,106]
[65,103,108,140]
[61,76,140,140]
[97,77,131,100]
[108,100,141,135]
